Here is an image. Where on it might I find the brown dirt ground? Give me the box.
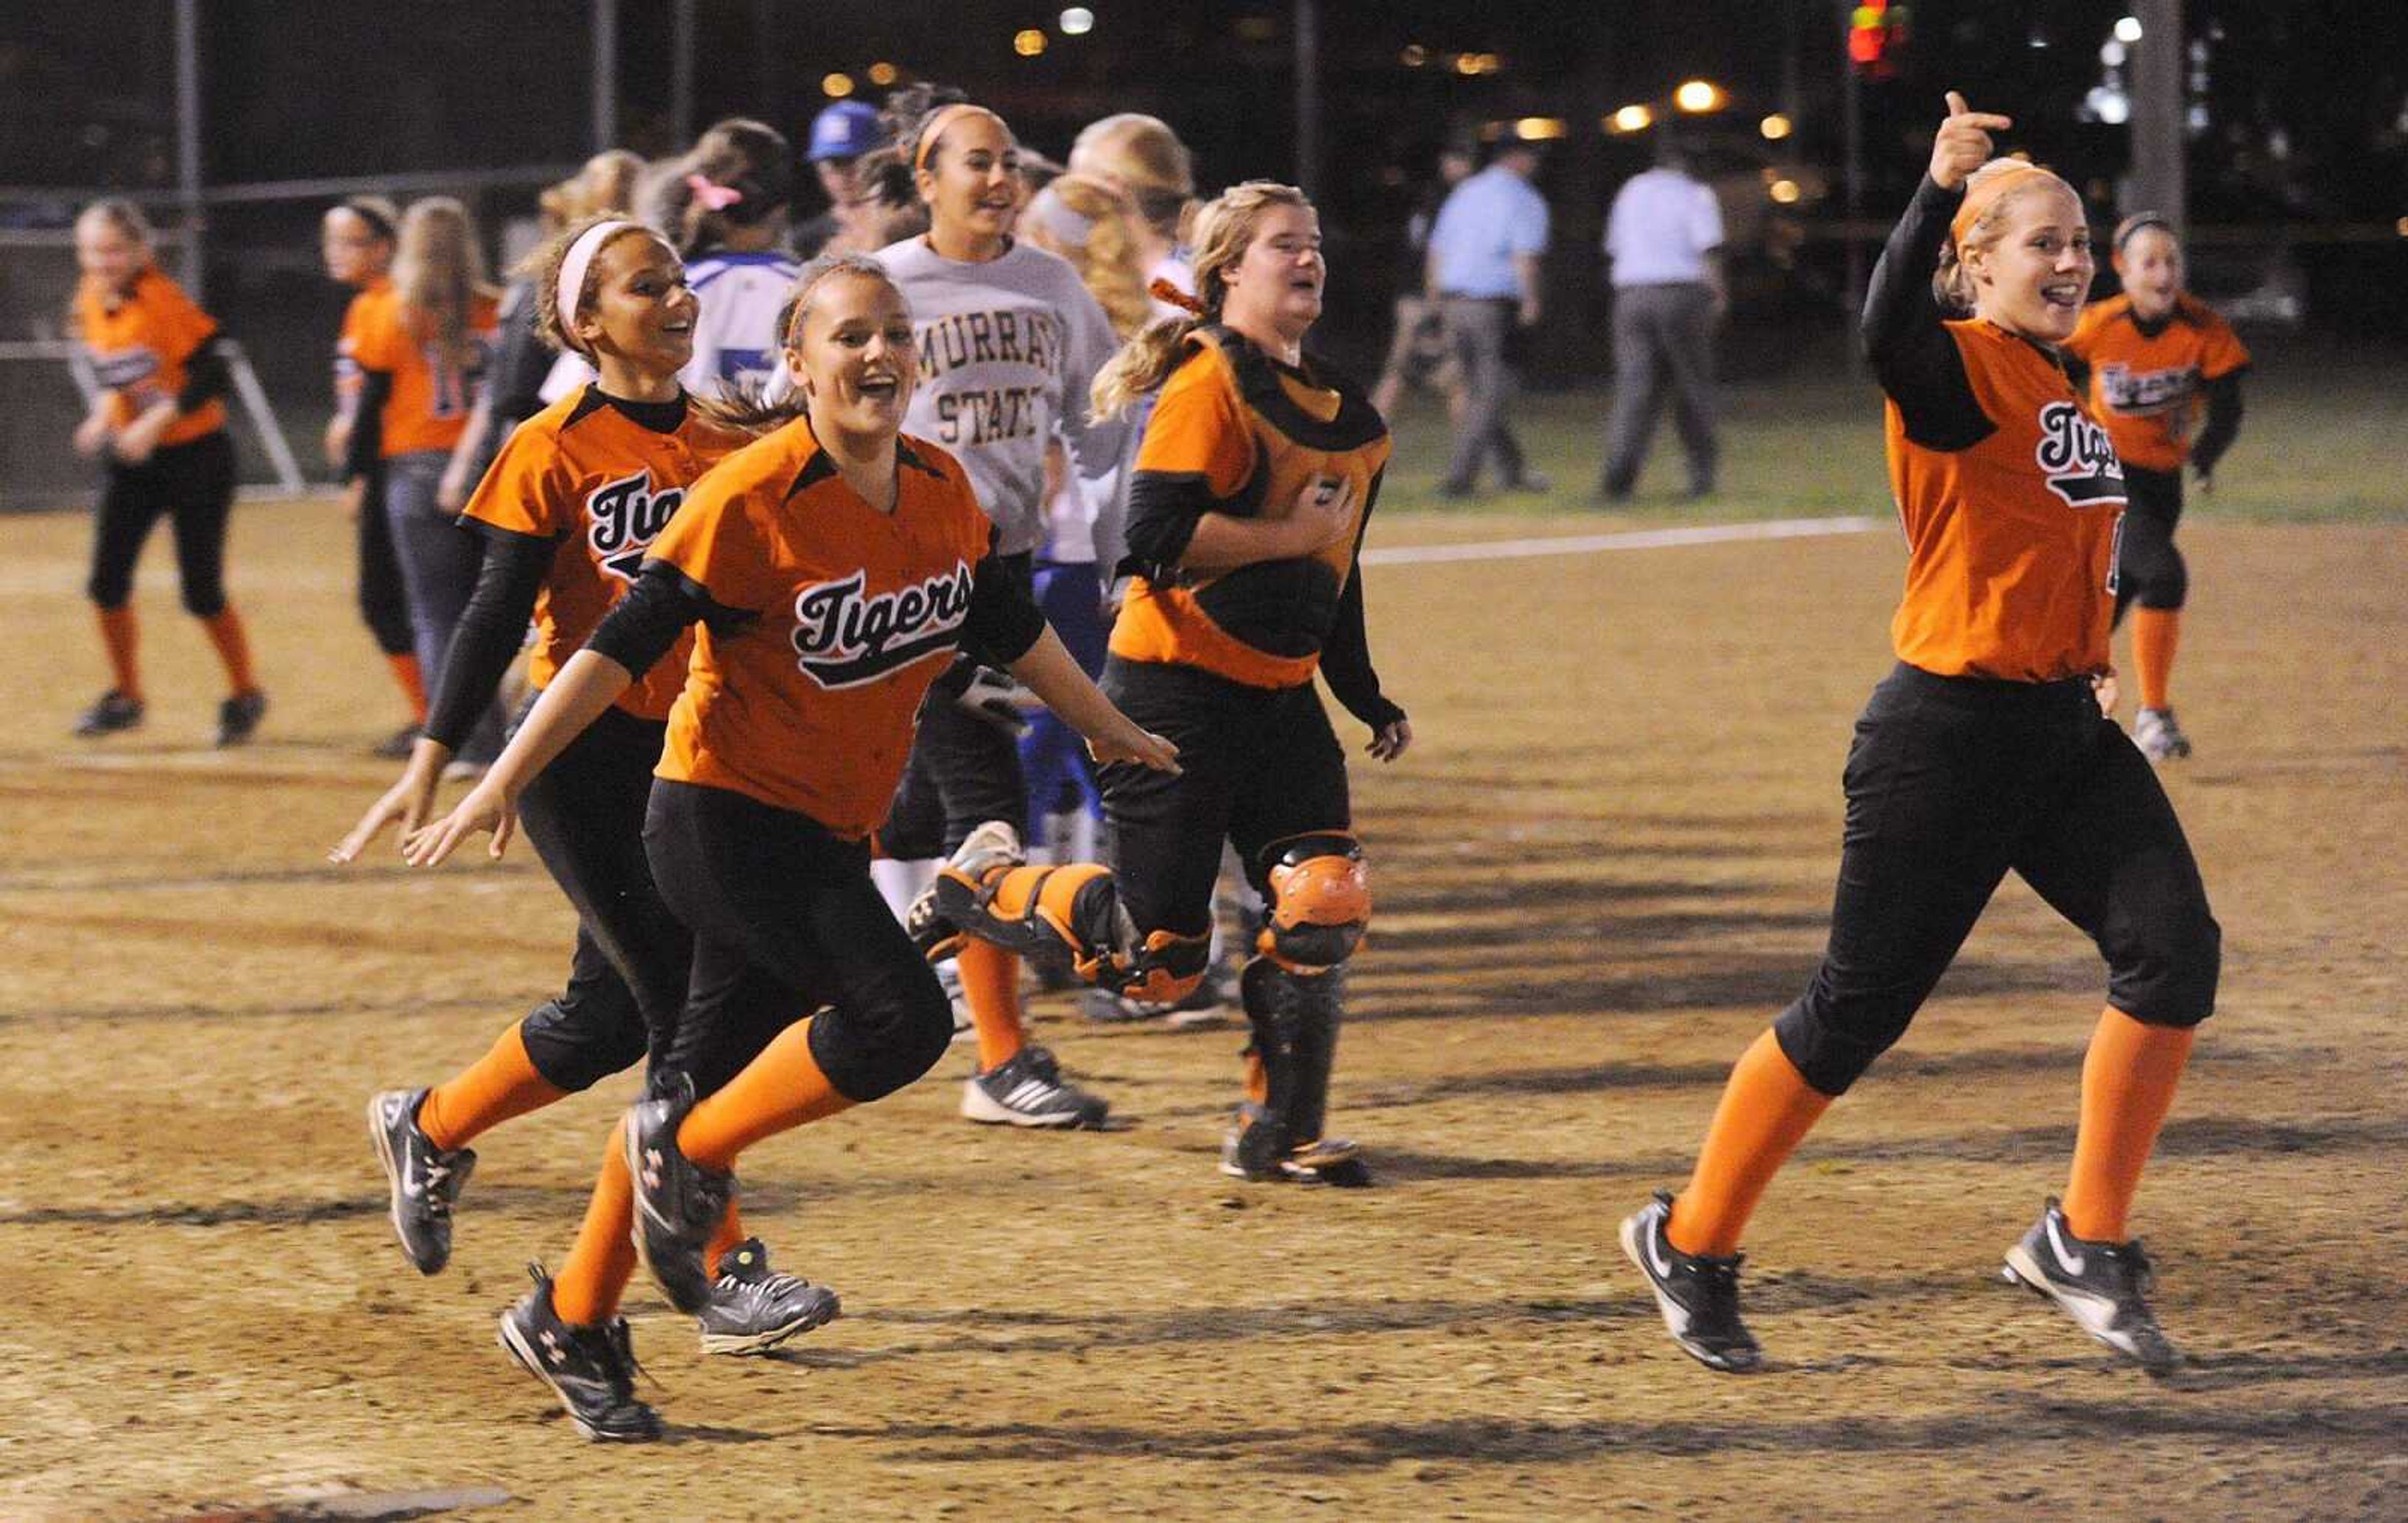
[1,499,2402,1521]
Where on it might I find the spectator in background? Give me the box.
[1427,140,1551,498]
[1599,134,1726,501]
[1371,144,1473,421]
[793,101,887,258]
[1068,113,1198,312]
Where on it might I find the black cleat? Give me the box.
[695,1237,842,1356]
[624,1073,733,1316]
[214,689,267,747]
[1620,1190,1763,1373]
[1220,1110,1370,1186]
[497,1263,661,1442]
[73,690,145,737]
[2002,1198,2182,1374]
[367,1087,475,1275]
[962,1043,1110,1129]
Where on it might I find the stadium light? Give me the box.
[1760,113,1793,140]
[867,61,899,85]
[1014,28,1047,56]
[1675,80,1725,113]
[1608,104,1654,134]
[822,72,855,98]
[1769,179,1802,204]
[1400,44,1427,66]
[1514,117,1568,142]
[1059,7,1094,35]
[2115,15,2144,43]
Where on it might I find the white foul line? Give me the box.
[1361,514,1883,567]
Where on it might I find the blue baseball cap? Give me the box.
[808,102,887,163]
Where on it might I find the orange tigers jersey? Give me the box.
[461,387,749,722]
[645,423,999,836]
[72,266,224,447]
[2064,293,2250,473]
[1886,318,2126,682]
[348,288,500,456]
[1110,327,1391,688]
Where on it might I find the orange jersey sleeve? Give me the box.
[74,268,225,446]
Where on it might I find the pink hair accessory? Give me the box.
[556,218,637,342]
[685,173,743,211]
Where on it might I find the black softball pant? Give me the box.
[645,779,953,1105]
[352,463,415,658]
[1773,663,2220,1097]
[2115,465,2186,623]
[87,431,236,616]
[1097,657,1353,939]
[509,705,690,1092]
[877,552,1036,860]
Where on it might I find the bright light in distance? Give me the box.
[1400,44,1427,67]
[821,72,855,98]
[867,61,899,85]
[1609,104,1654,134]
[1059,7,1094,34]
[2101,39,2127,67]
[1014,28,1047,56]
[2115,15,2144,42]
[1760,112,1792,140]
[1674,79,1724,113]
[1769,179,1802,204]
[1514,117,1568,142]
[2396,216,2408,239]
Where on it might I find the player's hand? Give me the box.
[2091,667,2120,717]
[342,476,368,524]
[73,412,114,458]
[1366,716,1413,763]
[324,416,351,468]
[1930,92,2012,191]
[402,777,518,867]
[113,409,169,466]
[1517,295,1543,329]
[328,752,445,864]
[955,667,1033,737]
[2192,469,2214,497]
[1089,722,1181,776]
[1282,475,1356,557]
[436,458,472,514]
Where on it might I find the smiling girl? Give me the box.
[400,253,1175,1436]
[1620,95,2221,1378]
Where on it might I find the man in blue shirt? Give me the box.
[1426,141,1551,498]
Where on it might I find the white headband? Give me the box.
[556,219,638,344]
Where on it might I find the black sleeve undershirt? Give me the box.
[2192,371,2245,477]
[342,371,391,482]
[1118,470,1218,581]
[422,527,554,751]
[585,561,754,682]
[1316,468,1405,731]
[961,550,1048,668]
[176,334,231,413]
[1862,176,1993,452]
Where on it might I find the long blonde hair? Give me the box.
[393,197,494,367]
[1020,172,1153,339]
[693,254,910,436]
[1070,113,1196,246]
[1091,180,1310,421]
[1933,159,2077,314]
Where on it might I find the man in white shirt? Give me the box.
[1600,137,1726,500]
[1427,141,1552,498]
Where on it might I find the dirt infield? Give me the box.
[3,498,2402,1520]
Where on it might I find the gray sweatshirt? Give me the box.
[876,236,1129,559]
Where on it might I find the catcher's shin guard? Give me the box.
[1230,956,1354,1178]
[1256,832,1370,972]
[927,856,1211,1004]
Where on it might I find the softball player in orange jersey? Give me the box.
[1621,96,2219,1376]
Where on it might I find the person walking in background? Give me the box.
[1370,144,1472,422]
[794,101,889,259]
[321,194,423,756]
[342,198,505,767]
[68,198,267,745]
[1427,140,1550,499]
[1598,134,1726,502]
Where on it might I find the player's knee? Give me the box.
[518,998,647,1094]
[2135,550,2188,611]
[815,967,954,1103]
[181,585,227,619]
[1773,984,1911,1097]
[1256,832,1371,972]
[2108,904,2221,1030]
[88,571,134,609]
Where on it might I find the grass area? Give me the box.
[1375,335,2408,525]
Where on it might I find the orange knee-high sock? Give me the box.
[553,1122,638,1326]
[416,1023,569,1152]
[199,608,258,696]
[2131,607,2181,711]
[388,651,428,722]
[1667,1030,1836,1258]
[97,606,143,700]
[2061,1006,2195,1243]
[958,939,1027,1072]
[677,1016,857,1173]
